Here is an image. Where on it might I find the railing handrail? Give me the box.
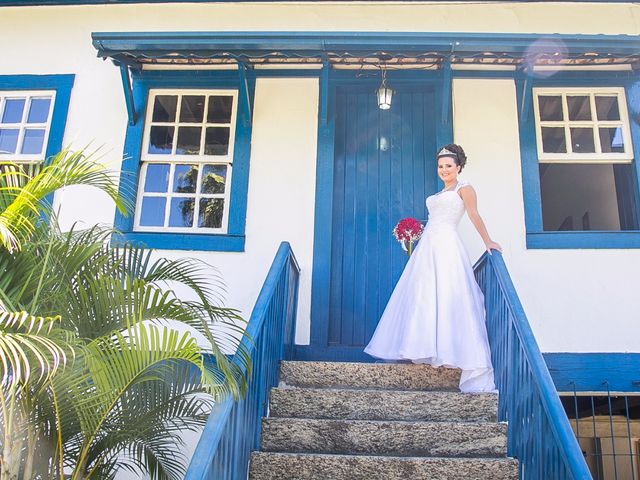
[184,241,300,479]
[237,241,299,374]
[475,251,591,479]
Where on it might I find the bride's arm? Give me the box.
[459,185,502,253]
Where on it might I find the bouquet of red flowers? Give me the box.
[392,218,424,256]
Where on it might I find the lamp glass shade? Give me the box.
[377,85,393,110]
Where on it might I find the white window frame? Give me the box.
[0,90,56,162]
[533,87,633,163]
[134,89,238,234]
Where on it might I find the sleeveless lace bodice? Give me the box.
[425,181,469,229]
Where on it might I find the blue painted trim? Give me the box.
[307,70,452,356]
[112,69,254,252]
[527,231,640,249]
[517,70,640,249]
[440,57,452,126]
[544,353,640,393]
[92,32,640,60]
[111,231,245,251]
[0,74,75,162]
[118,64,137,126]
[309,76,335,349]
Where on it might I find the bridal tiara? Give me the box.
[437,147,457,159]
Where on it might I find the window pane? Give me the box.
[143,163,170,193]
[198,198,224,228]
[148,126,174,154]
[27,98,51,123]
[595,96,620,121]
[567,96,591,121]
[168,197,195,227]
[152,96,178,122]
[0,129,19,154]
[139,197,166,227]
[541,127,566,153]
[539,163,638,231]
[179,95,205,123]
[204,127,230,155]
[201,164,227,194]
[599,127,625,154]
[173,164,198,193]
[207,96,233,123]
[570,128,595,153]
[176,127,201,155]
[2,99,25,123]
[538,96,563,121]
[20,129,45,154]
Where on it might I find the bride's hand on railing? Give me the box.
[485,240,502,254]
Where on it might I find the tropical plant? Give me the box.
[0,151,249,479]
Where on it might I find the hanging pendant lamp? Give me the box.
[377,68,393,110]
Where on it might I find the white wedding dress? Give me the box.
[364,181,496,393]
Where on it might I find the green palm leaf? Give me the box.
[0,148,129,252]
[0,311,71,388]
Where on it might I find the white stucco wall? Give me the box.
[2,1,640,355]
[453,77,640,352]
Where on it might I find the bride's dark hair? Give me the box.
[438,144,467,172]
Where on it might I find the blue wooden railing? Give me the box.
[184,242,300,480]
[474,251,591,480]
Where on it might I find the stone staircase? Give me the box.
[249,361,519,480]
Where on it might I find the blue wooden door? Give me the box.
[323,85,437,359]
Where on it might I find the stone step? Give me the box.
[269,388,498,422]
[249,452,519,480]
[261,418,508,457]
[279,361,460,391]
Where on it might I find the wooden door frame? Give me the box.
[295,69,453,361]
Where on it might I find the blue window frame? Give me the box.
[517,70,640,249]
[0,74,74,163]
[112,69,254,252]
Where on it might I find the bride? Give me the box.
[364,144,501,393]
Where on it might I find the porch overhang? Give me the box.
[92,31,640,69]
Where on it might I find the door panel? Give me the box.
[326,86,437,352]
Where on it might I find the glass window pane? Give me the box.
[538,95,563,121]
[148,126,174,154]
[1,99,25,123]
[540,163,638,231]
[198,198,224,228]
[599,127,625,154]
[207,96,233,123]
[143,163,170,193]
[567,96,591,121]
[179,95,205,123]
[152,96,178,122]
[139,197,166,227]
[570,128,595,153]
[541,127,566,153]
[173,164,198,193]
[0,129,19,154]
[168,197,195,227]
[20,129,45,154]
[201,164,227,194]
[595,96,620,121]
[204,127,230,155]
[176,127,202,155]
[27,98,51,123]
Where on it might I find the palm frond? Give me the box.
[0,311,72,389]
[0,148,129,252]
